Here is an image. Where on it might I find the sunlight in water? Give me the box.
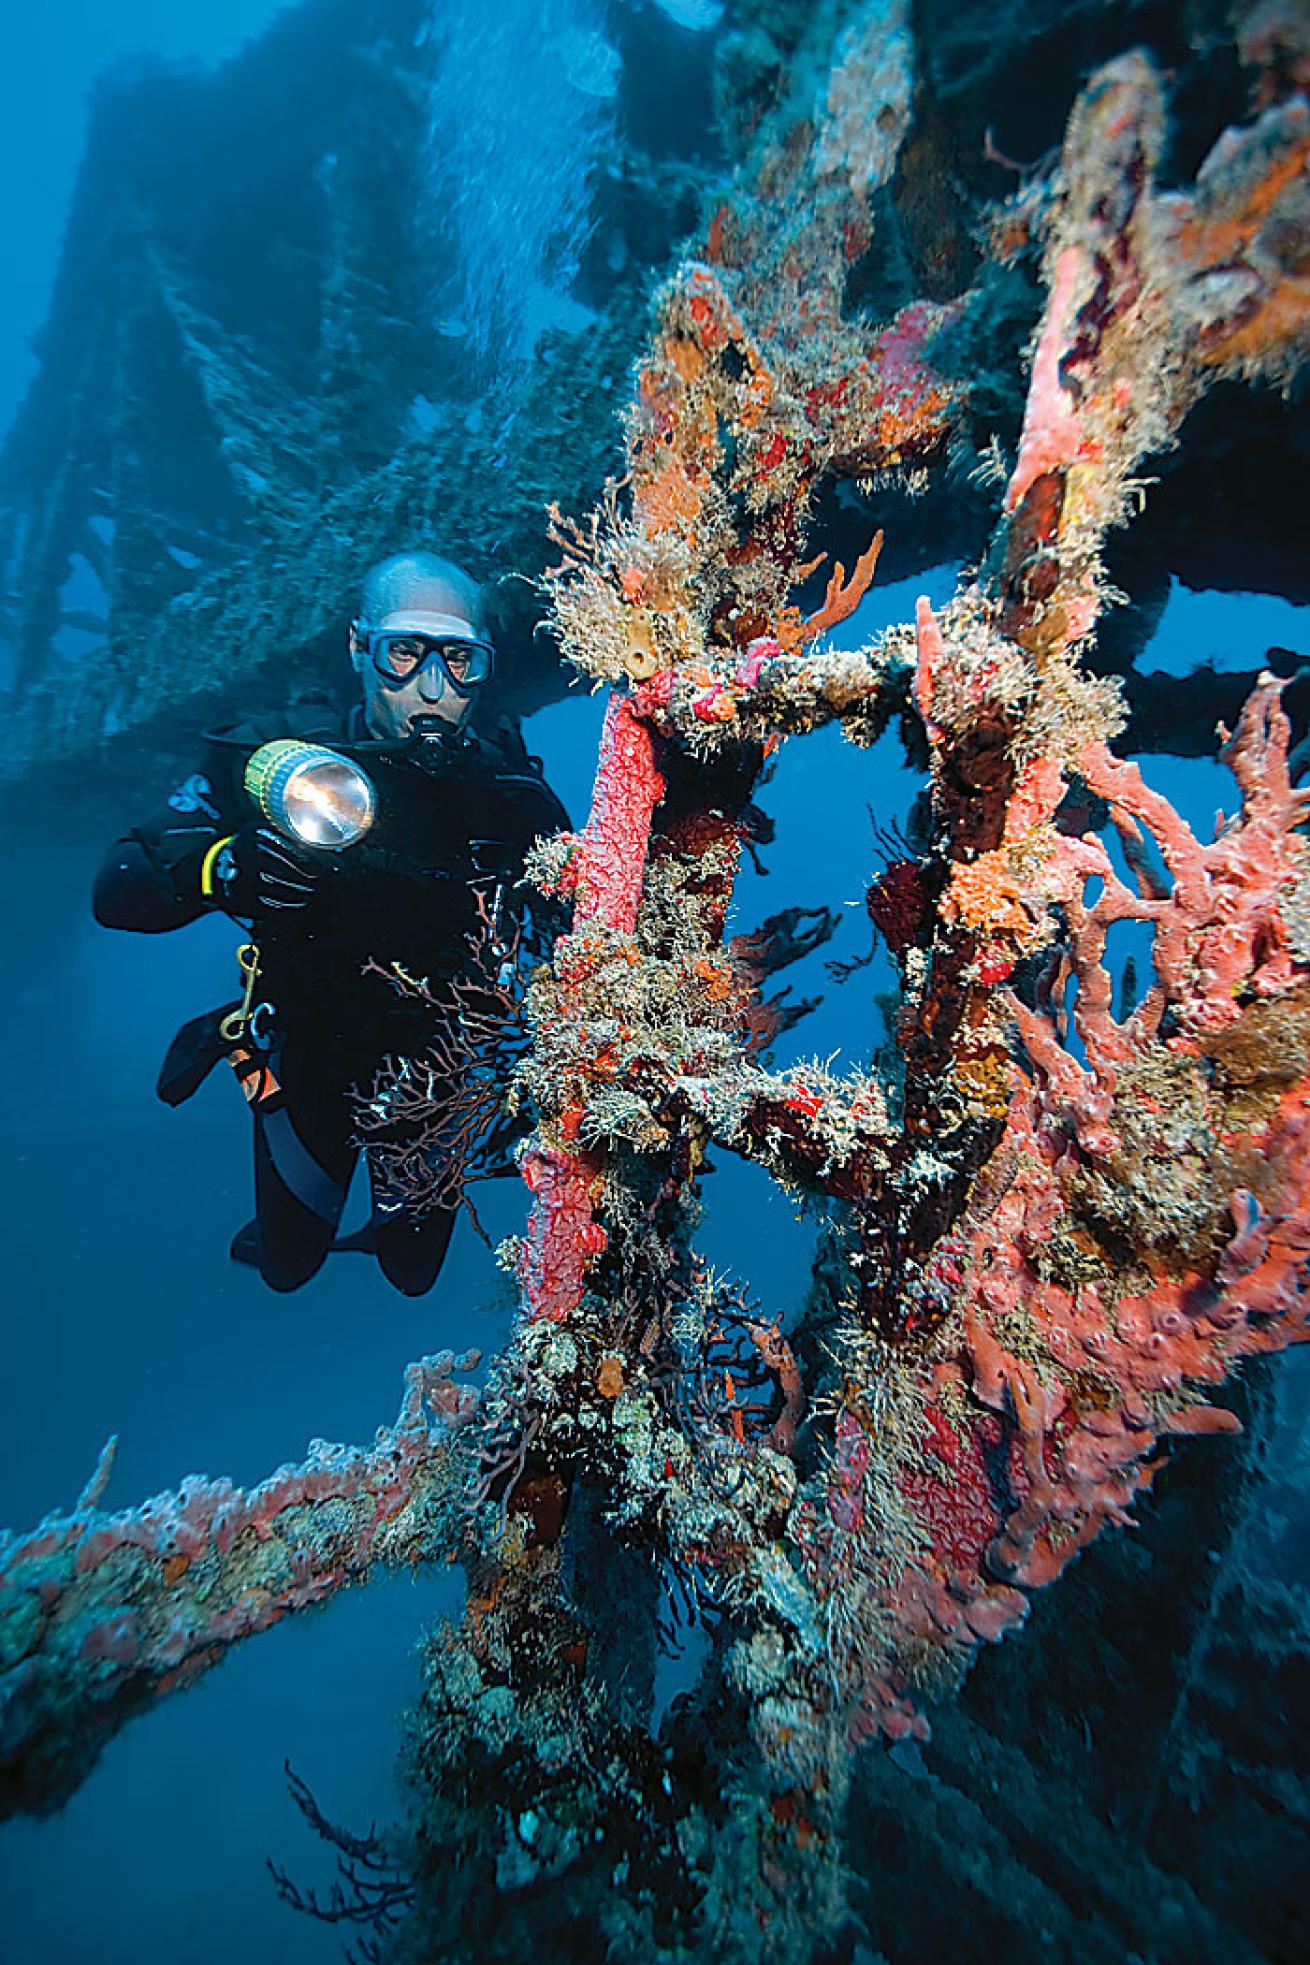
[419,0,616,390]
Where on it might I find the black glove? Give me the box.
[206,825,328,916]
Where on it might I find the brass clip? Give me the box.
[219,943,261,1043]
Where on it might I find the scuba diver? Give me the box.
[93,552,569,1295]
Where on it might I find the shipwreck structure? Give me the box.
[3,2,1310,1961]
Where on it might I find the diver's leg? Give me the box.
[250,1069,356,1292]
[229,1217,261,1267]
[366,1151,460,1296]
[372,1206,459,1296]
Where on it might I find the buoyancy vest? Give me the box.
[147,703,569,1089]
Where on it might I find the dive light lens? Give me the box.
[245,741,377,850]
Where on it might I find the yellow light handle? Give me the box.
[200,834,236,899]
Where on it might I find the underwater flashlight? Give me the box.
[244,740,377,850]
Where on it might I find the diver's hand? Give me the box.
[208,825,328,915]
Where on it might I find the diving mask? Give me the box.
[367,631,494,693]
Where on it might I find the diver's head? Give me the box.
[350,551,494,743]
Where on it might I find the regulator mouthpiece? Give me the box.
[245,741,377,850]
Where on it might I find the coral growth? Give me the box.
[0,1353,477,1817]
[460,6,1310,1946]
[3,3,1310,1961]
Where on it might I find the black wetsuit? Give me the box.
[93,701,568,1294]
